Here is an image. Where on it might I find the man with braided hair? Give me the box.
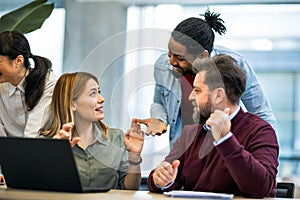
[137,10,276,146]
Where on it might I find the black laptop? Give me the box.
[0,137,110,193]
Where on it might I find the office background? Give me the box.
[1,0,299,179]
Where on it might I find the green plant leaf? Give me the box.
[0,0,54,34]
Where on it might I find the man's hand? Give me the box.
[206,108,231,141]
[136,118,167,136]
[153,160,180,187]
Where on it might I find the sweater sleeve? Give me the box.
[216,123,279,198]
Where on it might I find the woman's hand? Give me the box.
[124,118,144,153]
[0,175,5,185]
[53,122,80,147]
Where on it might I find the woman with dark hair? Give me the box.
[0,30,57,137]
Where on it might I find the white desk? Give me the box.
[0,186,295,200]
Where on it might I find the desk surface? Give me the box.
[0,186,295,200]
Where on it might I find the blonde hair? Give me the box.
[42,72,108,138]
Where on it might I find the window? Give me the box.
[126,4,300,178]
[0,8,66,76]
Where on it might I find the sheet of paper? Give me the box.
[163,190,234,199]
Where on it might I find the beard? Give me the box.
[192,110,208,124]
[192,97,213,124]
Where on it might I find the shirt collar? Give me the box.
[8,70,29,97]
[229,106,240,120]
[93,122,109,146]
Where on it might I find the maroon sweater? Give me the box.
[148,109,279,198]
[180,74,195,127]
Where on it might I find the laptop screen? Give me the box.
[0,137,108,193]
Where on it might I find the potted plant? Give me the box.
[0,0,54,34]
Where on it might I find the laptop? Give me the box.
[0,137,110,193]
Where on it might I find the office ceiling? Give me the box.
[0,0,63,11]
[75,0,300,4]
[1,0,299,11]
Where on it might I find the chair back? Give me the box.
[276,182,295,198]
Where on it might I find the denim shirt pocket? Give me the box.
[157,85,170,101]
[157,85,178,124]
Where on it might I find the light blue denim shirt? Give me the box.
[151,45,277,146]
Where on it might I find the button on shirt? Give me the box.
[73,123,129,190]
[0,71,57,137]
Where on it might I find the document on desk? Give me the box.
[164,190,234,199]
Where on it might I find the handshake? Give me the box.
[136,118,167,136]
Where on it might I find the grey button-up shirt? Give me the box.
[73,123,129,190]
[0,70,57,137]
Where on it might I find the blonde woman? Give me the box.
[41,72,144,190]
